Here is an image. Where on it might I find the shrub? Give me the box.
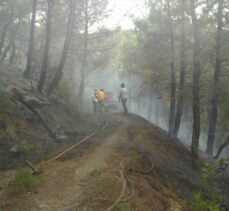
[192,191,220,211]
[191,162,227,211]
[10,168,38,193]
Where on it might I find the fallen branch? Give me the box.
[16,98,56,139]
[21,156,41,175]
[49,120,109,161]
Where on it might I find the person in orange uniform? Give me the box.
[96,89,105,114]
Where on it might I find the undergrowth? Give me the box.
[191,160,228,211]
[9,168,39,194]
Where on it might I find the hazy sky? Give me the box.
[103,0,147,29]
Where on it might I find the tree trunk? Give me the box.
[128,71,132,111]
[190,0,201,157]
[24,0,37,78]
[147,82,154,121]
[1,21,20,63]
[137,95,141,114]
[78,0,89,101]
[0,41,12,62]
[0,11,13,57]
[46,0,75,96]
[147,64,156,122]
[167,0,176,136]
[9,41,16,65]
[173,0,186,136]
[37,0,54,93]
[206,0,223,156]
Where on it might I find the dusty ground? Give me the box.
[2,113,227,211]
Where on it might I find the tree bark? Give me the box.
[147,81,154,121]
[0,20,20,63]
[206,0,223,156]
[147,64,156,122]
[0,41,12,62]
[167,0,176,136]
[9,41,16,65]
[128,71,132,111]
[46,0,75,96]
[78,0,89,101]
[172,0,186,136]
[37,0,54,93]
[24,0,37,78]
[0,11,13,57]
[190,0,201,157]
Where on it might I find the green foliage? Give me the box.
[34,152,44,164]
[0,92,15,100]
[16,140,34,153]
[191,163,222,211]
[192,191,220,211]
[116,202,132,211]
[200,163,218,184]
[10,168,38,193]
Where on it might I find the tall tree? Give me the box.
[172,0,186,136]
[0,19,20,63]
[190,0,201,156]
[0,10,13,57]
[206,0,224,156]
[167,0,176,136]
[46,0,76,96]
[78,0,89,101]
[23,0,37,78]
[9,41,16,65]
[74,0,108,100]
[37,0,54,93]
[147,68,155,121]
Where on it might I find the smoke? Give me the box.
[82,69,227,158]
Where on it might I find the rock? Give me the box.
[65,130,79,137]
[55,135,69,143]
[0,87,7,96]
[24,96,43,108]
[56,135,68,140]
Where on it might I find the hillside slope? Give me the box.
[1,113,228,210]
[0,67,228,211]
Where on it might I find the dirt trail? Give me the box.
[14,116,129,210]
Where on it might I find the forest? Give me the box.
[0,0,229,210]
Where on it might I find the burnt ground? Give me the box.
[0,66,105,171]
[1,113,228,211]
[0,66,228,211]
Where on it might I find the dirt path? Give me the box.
[17,116,129,210]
